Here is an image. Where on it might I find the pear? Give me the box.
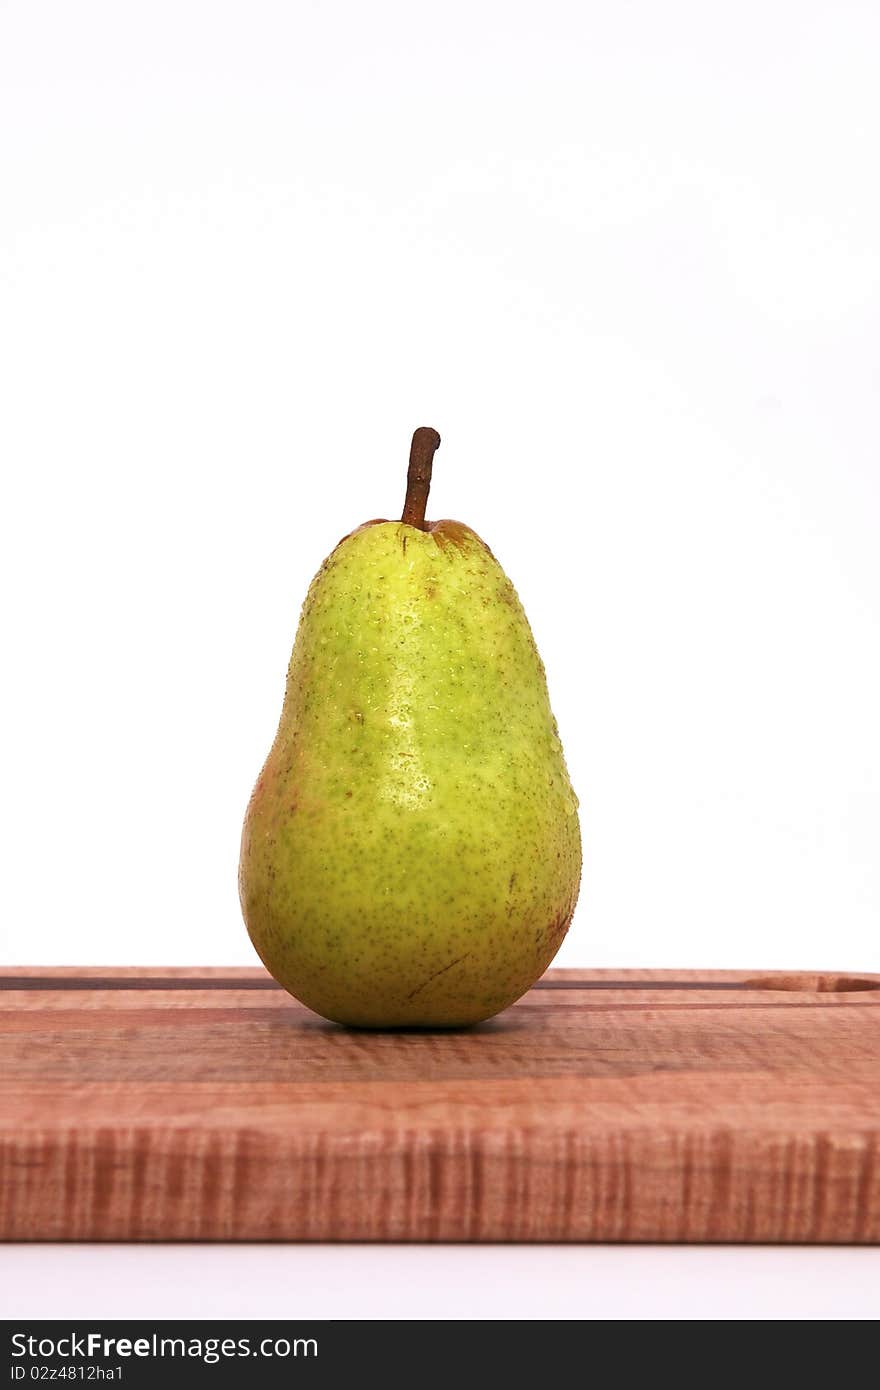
[239,428,581,1026]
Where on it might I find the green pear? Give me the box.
[239,428,581,1026]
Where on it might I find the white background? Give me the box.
[2,0,879,973]
[1,0,879,1320]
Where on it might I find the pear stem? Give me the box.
[401,427,441,530]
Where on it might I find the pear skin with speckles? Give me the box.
[239,434,581,1027]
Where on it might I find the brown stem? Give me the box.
[401,427,441,529]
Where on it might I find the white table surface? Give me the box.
[2,1245,878,1321]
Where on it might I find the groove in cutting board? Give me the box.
[0,975,756,992]
[4,973,877,992]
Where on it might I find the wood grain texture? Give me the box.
[1,967,879,1243]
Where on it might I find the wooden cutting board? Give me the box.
[2,966,879,1243]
